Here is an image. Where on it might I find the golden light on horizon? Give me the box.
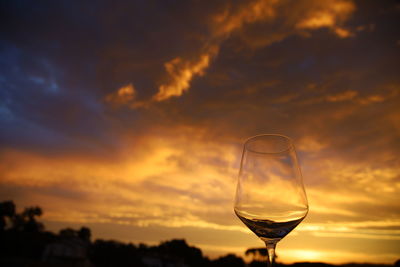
[2,124,399,263]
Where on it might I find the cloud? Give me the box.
[105,83,137,106]
[210,0,277,37]
[326,90,358,102]
[0,140,236,245]
[153,51,215,102]
[150,0,279,102]
[106,0,357,106]
[106,0,278,105]
[2,123,399,262]
[295,0,355,38]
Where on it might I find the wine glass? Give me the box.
[234,134,308,266]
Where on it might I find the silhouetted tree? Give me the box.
[246,247,280,265]
[0,200,15,231]
[0,201,55,265]
[22,206,43,232]
[211,253,245,267]
[157,239,206,266]
[3,199,391,267]
[8,205,44,232]
[90,239,143,267]
[0,201,44,232]
[246,247,268,261]
[249,260,266,267]
[59,227,78,238]
[78,226,91,242]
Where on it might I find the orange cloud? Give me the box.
[152,0,356,100]
[296,0,355,38]
[103,0,282,106]
[105,0,357,107]
[211,0,277,37]
[334,27,352,38]
[358,94,386,105]
[0,128,240,228]
[105,83,136,106]
[326,90,358,102]
[2,118,399,263]
[152,0,278,102]
[153,52,214,102]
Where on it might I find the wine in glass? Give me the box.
[234,134,308,266]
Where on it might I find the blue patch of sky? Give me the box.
[28,75,45,85]
[0,43,77,147]
[1,111,74,148]
[0,41,61,95]
[0,38,134,153]
[32,57,61,94]
[0,104,14,121]
[0,42,22,75]
[0,107,116,154]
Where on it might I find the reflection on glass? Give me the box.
[234,134,308,266]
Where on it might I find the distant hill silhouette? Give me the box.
[0,200,397,267]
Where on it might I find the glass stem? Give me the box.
[265,241,277,267]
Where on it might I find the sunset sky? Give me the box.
[1,0,399,264]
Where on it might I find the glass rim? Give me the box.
[244,134,294,154]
